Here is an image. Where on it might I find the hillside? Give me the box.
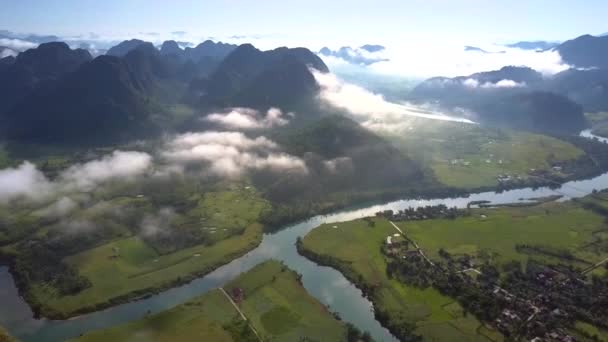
[556,34,608,69]
[0,42,92,113]
[3,55,157,144]
[200,44,329,109]
[410,67,589,133]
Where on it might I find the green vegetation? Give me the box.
[572,321,608,342]
[401,202,607,269]
[300,197,608,340]
[387,120,584,189]
[74,260,349,342]
[0,181,271,319]
[299,218,502,341]
[0,326,17,342]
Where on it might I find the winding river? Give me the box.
[1,130,608,342]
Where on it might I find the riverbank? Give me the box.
[72,260,350,342]
[7,224,264,320]
[297,220,503,341]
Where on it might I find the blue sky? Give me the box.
[2,0,607,48]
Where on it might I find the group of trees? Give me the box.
[377,204,464,221]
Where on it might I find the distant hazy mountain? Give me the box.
[505,41,559,51]
[201,44,328,109]
[0,40,330,144]
[4,54,157,144]
[183,40,237,60]
[160,40,182,56]
[23,34,61,44]
[0,42,92,113]
[411,66,586,134]
[556,34,608,69]
[464,46,488,53]
[464,46,506,54]
[106,39,148,57]
[359,44,385,53]
[318,45,388,66]
[547,68,608,112]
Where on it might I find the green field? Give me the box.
[386,120,584,189]
[300,219,503,341]
[74,260,348,342]
[401,202,608,270]
[300,198,608,340]
[0,326,17,342]
[25,187,269,318]
[572,321,608,342]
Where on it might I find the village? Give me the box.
[378,217,606,341]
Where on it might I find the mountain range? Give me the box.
[410,66,587,134]
[2,31,608,143]
[0,39,328,144]
[504,41,560,51]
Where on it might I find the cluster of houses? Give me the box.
[491,267,581,341]
[497,173,524,184]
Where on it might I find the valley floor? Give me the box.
[72,260,350,342]
[298,194,608,341]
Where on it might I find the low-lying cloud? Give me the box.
[463,78,526,89]
[321,43,570,78]
[0,38,38,52]
[61,151,152,191]
[0,162,53,203]
[313,70,474,133]
[162,131,307,177]
[204,107,291,130]
[140,207,176,237]
[0,151,152,204]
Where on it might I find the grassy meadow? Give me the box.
[74,260,348,342]
[387,120,584,189]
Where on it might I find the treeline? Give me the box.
[376,204,465,221]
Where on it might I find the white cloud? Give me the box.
[0,38,37,52]
[462,78,480,88]
[463,78,526,89]
[61,151,152,191]
[0,162,52,203]
[0,48,17,58]
[482,79,526,88]
[140,207,176,237]
[322,42,570,78]
[313,70,475,133]
[163,131,307,177]
[35,197,78,218]
[0,151,152,205]
[324,157,354,174]
[204,107,290,130]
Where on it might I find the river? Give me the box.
[1,130,608,342]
